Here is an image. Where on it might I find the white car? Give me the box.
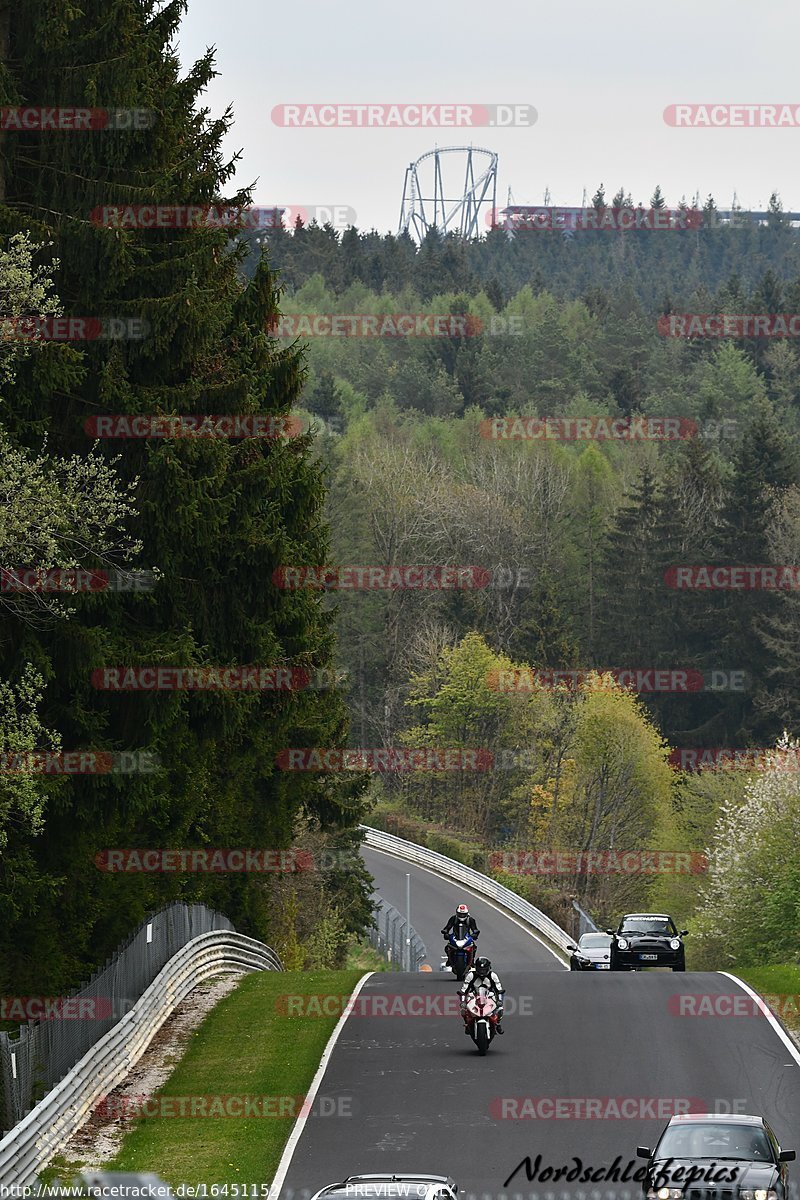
[311,1174,459,1200]
[567,932,613,970]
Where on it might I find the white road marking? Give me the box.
[721,971,800,1068]
[268,970,375,1200]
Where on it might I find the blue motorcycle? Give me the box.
[443,931,476,980]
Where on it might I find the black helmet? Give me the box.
[474,957,491,975]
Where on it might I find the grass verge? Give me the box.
[106,968,365,1188]
[730,963,800,1042]
[345,937,391,972]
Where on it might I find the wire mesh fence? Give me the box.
[368,896,427,970]
[0,901,238,1133]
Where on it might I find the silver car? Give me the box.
[568,932,612,970]
[311,1176,459,1200]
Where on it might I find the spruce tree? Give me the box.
[597,464,663,670]
[714,403,799,743]
[0,0,366,989]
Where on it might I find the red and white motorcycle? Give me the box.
[463,985,500,1055]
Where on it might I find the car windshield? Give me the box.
[621,917,675,935]
[580,934,612,948]
[656,1123,772,1162]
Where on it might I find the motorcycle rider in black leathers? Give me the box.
[459,956,505,1034]
[441,903,480,970]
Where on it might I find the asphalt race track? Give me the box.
[363,846,563,971]
[278,849,800,1200]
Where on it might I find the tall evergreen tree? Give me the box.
[0,0,366,990]
[597,464,663,669]
[713,403,800,743]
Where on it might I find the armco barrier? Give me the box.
[0,930,281,1187]
[360,825,573,955]
[1,901,241,1128]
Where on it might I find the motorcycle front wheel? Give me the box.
[476,1021,489,1055]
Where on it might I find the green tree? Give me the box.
[598,464,663,668]
[714,404,799,743]
[549,675,674,918]
[570,445,617,658]
[0,0,367,991]
[693,738,800,967]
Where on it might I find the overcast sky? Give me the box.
[177,0,800,235]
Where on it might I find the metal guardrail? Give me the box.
[1,901,239,1130]
[0,930,282,1188]
[369,895,427,970]
[361,826,573,955]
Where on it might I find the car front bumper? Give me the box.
[613,948,684,967]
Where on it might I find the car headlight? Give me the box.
[740,1190,777,1200]
[670,938,681,950]
[647,1188,683,1199]
[617,937,629,949]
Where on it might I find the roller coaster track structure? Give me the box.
[398,146,498,241]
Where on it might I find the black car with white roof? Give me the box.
[608,912,686,971]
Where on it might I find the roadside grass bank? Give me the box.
[105,968,365,1187]
[732,964,800,1042]
[346,937,391,971]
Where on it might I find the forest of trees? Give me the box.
[0,2,371,993]
[242,194,800,310]
[257,209,800,960]
[289,283,800,753]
